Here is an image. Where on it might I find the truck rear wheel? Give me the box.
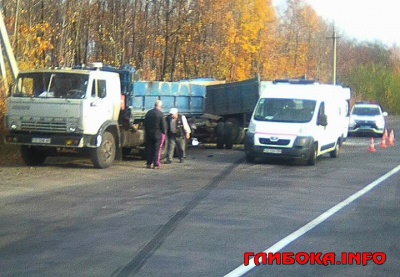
[21,145,47,166]
[91,131,116,168]
[226,117,242,144]
[224,121,234,149]
[216,122,225,149]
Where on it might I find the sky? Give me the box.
[273,0,400,46]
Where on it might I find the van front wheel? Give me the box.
[307,143,317,165]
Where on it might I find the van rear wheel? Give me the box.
[330,141,340,158]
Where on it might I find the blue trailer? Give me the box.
[117,69,260,154]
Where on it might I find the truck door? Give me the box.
[85,79,113,134]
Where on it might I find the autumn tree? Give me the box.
[274,0,331,81]
[0,0,400,114]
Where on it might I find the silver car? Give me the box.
[348,103,388,136]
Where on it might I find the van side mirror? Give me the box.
[382,111,388,117]
[318,114,328,126]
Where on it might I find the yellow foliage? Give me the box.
[16,21,55,68]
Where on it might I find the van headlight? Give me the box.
[248,121,256,134]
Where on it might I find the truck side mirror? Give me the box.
[318,114,328,126]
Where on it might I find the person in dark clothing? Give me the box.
[165,108,191,163]
[144,100,167,169]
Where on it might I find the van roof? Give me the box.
[259,82,349,101]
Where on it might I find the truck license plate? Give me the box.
[263,148,282,154]
[32,138,51,144]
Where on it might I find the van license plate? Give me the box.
[263,148,282,154]
[32,138,51,144]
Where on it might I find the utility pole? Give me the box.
[0,8,19,81]
[327,28,340,85]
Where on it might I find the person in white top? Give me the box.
[165,108,191,163]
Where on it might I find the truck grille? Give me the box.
[21,121,67,132]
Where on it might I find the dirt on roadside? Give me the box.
[0,137,23,166]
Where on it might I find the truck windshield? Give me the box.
[253,98,316,123]
[13,72,89,99]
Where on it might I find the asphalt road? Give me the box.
[0,117,399,277]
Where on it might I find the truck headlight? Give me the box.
[8,119,21,130]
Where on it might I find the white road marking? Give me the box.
[224,164,400,277]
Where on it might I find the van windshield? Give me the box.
[253,98,316,123]
[13,72,89,99]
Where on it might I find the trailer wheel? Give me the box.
[226,117,242,144]
[224,121,234,149]
[216,122,225,149]
[21,145,47,166]
[91,131,116,168]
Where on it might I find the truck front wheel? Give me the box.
[91,131,116,168]
[21,145,47,166]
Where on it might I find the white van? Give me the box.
[244,80,351,165]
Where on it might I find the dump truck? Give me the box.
[4,63,261,168]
